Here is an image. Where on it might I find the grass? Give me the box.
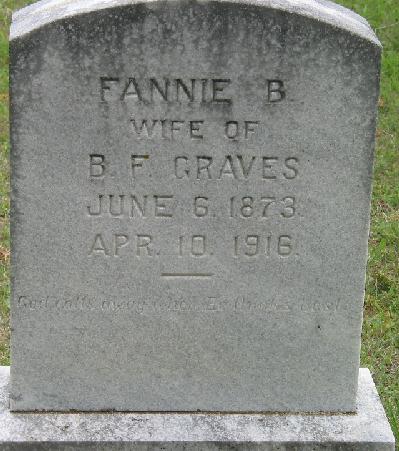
[0,0,398,444]
[337,0,399,443]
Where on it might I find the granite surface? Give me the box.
[10,0,380,44]
[10,0,381,411]
[0,367,395,450]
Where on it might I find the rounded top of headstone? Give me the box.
[10,0,380,46]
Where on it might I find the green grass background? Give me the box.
[0,0,398,443]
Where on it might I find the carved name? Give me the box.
[100,77,285,104]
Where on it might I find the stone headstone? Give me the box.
[0,367,395,450]
[10,0,381,412]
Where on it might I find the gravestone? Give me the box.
[2,0,395,448]
[8,0,383,413]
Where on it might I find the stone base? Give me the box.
[0,367,394,450]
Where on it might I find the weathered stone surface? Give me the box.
[10,0,381,411]
[0,367,395,450]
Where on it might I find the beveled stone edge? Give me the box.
[0,366,395,448]
[10,0,381,47]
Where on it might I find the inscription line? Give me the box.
[161,272,214,279]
